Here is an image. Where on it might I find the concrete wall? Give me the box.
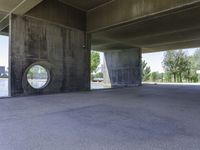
[103,49,141,87]
[10,14,90,96]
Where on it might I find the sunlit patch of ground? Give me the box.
[0,78,8,97]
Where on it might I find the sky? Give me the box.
[0,35,198,72]
[0,35,9,68]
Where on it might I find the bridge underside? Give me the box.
[0,0,200,96]
[91,3,200,52]
[1,0,200,52]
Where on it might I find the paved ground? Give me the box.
[0,84,200,150]
[0,79,106,97]
[0,78,8,97]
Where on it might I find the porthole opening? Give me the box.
[27,65,50,89]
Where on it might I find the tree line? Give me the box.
[142,49,200,83]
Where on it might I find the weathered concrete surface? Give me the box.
[0,0,43,34]
[2,0,200,51]
[26,0,86,31]
[58,0,112,11]
[90,0,200,52]
[87,0,200,32]
[0,84,200,150]
[103,49,141,87]
[10,14,90,96]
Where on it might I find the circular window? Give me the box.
[27,65,50,89]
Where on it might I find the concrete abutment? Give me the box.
[9,0,90,96]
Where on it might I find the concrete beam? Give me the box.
[87,0,200,32]
[26,0,86,31]
[144,39,200,52]
[11,0,43,15]
[0,0,43,15]
[0,31,8,36]
[0,0,43,32]
[0,17,8,32]
[0,0,23,13]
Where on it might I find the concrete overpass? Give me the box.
[0,0,200,96]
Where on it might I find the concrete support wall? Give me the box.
[10,14,90,96]
[103,49,141,87]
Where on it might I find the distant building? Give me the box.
[0,66,5,76]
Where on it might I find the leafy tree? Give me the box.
[162,50,190,82]
[27,69,34,79]
[188,49,200,82]
[175,50,191,82]
[142,60,151,81]
[162,51,177,82]
[164,72,172,82]
[151,72,160,82]
[91,51,100,73]
[94,72,103,78]
[159,73,164,82]
[192,49,200,69]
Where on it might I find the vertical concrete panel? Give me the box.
[10,15,90,96]
[103,49,141,87]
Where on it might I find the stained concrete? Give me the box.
[103,49,141,87]
[88,0,200,51]
[10,14,90,96]
[90,1,200,52]
[87,0,200,32]
[59,0,112,11]
[26,0,86,31]
[0,84,200,150]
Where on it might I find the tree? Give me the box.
[91,51,100,73]
[162,50,190,82]
[192,49,200,69]
[142,60,151,81]
[151,72,161,82]
[94,72,103,78]
[175,50,190,82]
[163,72,172,82]
[188,49,200,82]
[162,51,177,82]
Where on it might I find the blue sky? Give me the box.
[0,35,9,68]
[0,35,198,72]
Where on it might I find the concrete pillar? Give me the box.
[103,49,141,87]
[9,13,90,96]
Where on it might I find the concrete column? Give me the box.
[103,48,141,87]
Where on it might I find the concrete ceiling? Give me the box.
[59,0,113,11]
[0,11,6,21]
[91,2,200,52]
[0,0,113,34]
[0,0,200,53]
[0,0,25,31]
[0,0,24,12]
[0,0,43,35]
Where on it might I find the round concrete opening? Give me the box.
[27,65,50,89]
